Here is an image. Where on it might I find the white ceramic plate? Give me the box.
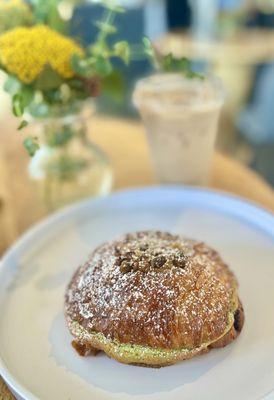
[0,187,274,400]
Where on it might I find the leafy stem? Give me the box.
[96,7,115,46]
[142,37,204,79]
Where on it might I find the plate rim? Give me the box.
[0,185,273,400]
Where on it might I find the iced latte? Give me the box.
[133,73,224,185]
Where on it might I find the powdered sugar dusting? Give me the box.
[65,231,237,350]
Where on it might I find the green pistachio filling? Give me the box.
[70,310,235,363]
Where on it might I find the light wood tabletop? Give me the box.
[1,114,274,244]
[0,114,274,398]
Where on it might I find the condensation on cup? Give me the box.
[133,73,225,186]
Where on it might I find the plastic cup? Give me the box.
[133,73,225,185]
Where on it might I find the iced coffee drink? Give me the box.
[133,73,224,185]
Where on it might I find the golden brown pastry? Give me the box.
[65,231,244,367]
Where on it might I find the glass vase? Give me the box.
[28,102,113,210]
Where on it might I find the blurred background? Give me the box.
[1,0,274,256]
[65,0,274,188]
[73,0,274,185]
[1,0,274,184]
[98,0,274,185]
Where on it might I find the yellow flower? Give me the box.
[0,25,84,83]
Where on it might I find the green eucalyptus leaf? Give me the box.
[71,53,85,75]
[30,0,49,23]
[71,54,94,78]
[35,64,63,90]
[185,70,204,79]
[142,36,158,68]
[21,86,34,108]
[94,21,117,35]
[28,102,49,118]
[101,70,124,102]
[30,0,67,33]
[161,53,204,79]
[178,57,191,71]
[23,136,40,157]
[143,37,155,57]
[90,42,109,58]
[43,88,63,104]
[94,56,112,77]
[48,6,67,34]
[4,77,21,95]
[18,120,28,130]
[10,85,34,117]
[162,53,173,71]
[113,41,130,64]
[12,94,24,117]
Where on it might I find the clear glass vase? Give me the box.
[28,102,113,210]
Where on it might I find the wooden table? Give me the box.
[0,114,274,398]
